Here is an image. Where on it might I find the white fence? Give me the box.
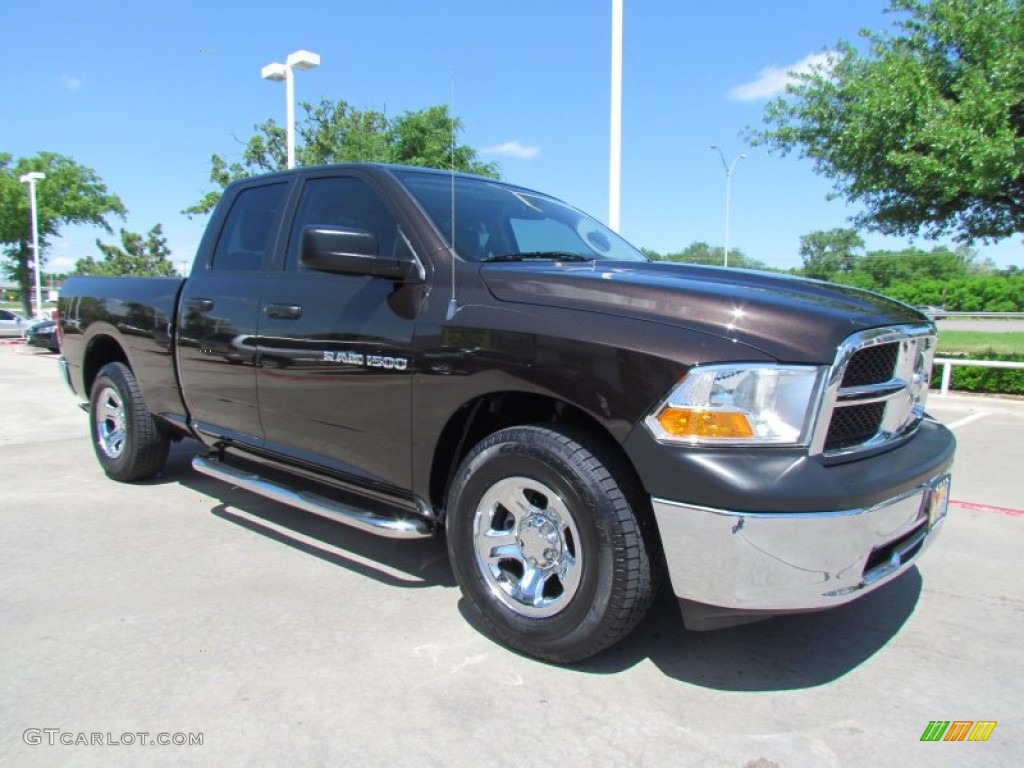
[939,312,1024,319]
[934,357,1024,395]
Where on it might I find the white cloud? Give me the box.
[47,254,79,274]
[728,52,836,101]
[480,141,541,159]
[59,74,83,92]
[46,238,82,274]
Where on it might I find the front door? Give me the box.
[256,173,422,490]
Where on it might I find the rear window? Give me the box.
[212,183,288,271]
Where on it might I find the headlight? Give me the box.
[644,364,824,446]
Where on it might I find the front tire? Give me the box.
[446,424,657,663]
[89,362,170,482]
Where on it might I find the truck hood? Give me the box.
[479,261,928,363]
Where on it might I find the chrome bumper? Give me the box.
[652,473,950,622]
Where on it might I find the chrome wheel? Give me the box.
[448,425,658,662]
[94,385,126,459]
[473,476,583,618]
[88,362,170,482]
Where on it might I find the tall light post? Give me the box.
[18,171,45,318]
[261,49,321,169]
[609,0,623,232]
[710,146,745,268]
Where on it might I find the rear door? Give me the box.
[255,171,423,490]
[177,180,289,446]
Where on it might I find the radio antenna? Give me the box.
[447,69,459,320]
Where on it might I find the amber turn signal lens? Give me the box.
[656,407,755,439]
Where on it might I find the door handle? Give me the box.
[264,304,303,319]
[184,299,214,312]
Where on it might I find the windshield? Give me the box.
[395,171,649,263]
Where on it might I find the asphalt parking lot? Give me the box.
[1,343,1021,767]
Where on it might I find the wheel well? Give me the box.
[82,335,130,398]
[429,392,637,514]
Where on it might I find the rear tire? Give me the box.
[446,424,657,663]
[89,362,170,482]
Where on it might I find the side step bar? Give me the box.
[192,454,433,539]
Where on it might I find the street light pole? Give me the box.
[709,146,745,268]
[261,50,321,169]
[609,0,623,232]
[18,171,46,318]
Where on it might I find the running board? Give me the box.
[192,454,433,539]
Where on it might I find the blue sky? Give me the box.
[3,0,1021,274]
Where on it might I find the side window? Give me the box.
[211,183,287,271]
[287,177,398,271]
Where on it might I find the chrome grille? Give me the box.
[841,344,899,387]
[825,402,886,450]
[811,325,936,458]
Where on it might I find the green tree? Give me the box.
[885,274,1024,310]
[675,241,722,265]
[0,152,125,315]
[185,99,500,216]
[75,224,176,276]
[388,105,495,172]
[855,245,974,289]
[750,0,1024,243]
[644,241,772,270]
[300,99,392,165]
[798,228,865,280]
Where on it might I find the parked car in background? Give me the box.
[915,305,946,320]
[25,319,59,352]
[0,309,32,337]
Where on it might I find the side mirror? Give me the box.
[300,226,422,282]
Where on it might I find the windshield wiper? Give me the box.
[481,251,594,263]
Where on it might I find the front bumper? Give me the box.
[653,471,951,629]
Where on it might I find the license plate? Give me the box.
[927,474,951,529]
